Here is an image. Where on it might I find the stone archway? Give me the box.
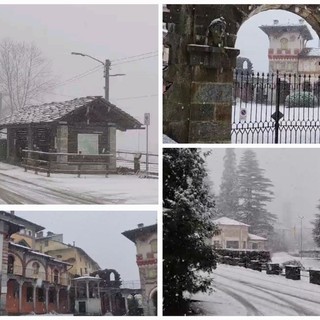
[163,4,320,143]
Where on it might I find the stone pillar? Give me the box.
[33,284,36,312]
[0,226,9,315]
[108,124,116,172]
[45,286,49,313]
[163,4,240,143]
[187,45,239,142]
[56,288,60,311]
[56,122,68,164]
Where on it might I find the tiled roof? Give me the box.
[0,96,142,130]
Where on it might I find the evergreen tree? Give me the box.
[163,148,219,315]
[237,149,276,237]
[216,149,240,218]
[312,204,320,247]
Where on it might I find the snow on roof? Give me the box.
[248,233,267,241]
[299,47,320,57]
[213,217,250,226]
[73,275,102,281]
[163,134,177,144]
[259,24,313,41]
[10,242,72,265]
[0,96,142,130]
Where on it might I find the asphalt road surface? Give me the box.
[0,172,104,204]
[192,265,320,316]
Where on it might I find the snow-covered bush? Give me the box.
[285,92,318,108]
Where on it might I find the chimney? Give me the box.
[299,19,304,25]
[10,211,15,215]
[73,241,75,247]
[138,223,144,228]
[273,19,279,25]
[47,231,54,236]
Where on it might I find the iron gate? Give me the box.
[232,71,320,143]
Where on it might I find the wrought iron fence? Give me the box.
[232,71,320,143]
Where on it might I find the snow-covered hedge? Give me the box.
[285,92,318,108]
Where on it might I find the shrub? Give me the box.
[285,92,318,108]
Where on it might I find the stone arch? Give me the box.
[148,286,157,316]
[25,259,46,279]
[244,5,320,37]
[163,5,320,143]
[8,252,23,276]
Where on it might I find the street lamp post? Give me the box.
[298,215,304,260]
[71,52,125,102]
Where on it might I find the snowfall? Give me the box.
[189,252,320,316]
[0,162,158,204]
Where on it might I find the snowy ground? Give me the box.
[190,252,320,316]
[232,101,320,143]
[0,162,158,204]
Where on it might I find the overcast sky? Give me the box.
[206,148,320,231]
[0,5,158,153]
[15,210,157,282]
[236,9,319,73]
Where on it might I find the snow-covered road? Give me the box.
[191,264,320,316]
[0,162,158,204]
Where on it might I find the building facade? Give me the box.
[122,224,157,316]
[35,232,100,277]
[0,212,71,315]
[260,19,320,86]
[211,217,267,250]
[0,96,143,171]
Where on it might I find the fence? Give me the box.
[116,150,158,178]
[21,149,158,178]
[22,150,112,177]
[232,71,320,143]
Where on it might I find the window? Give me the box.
[8,256,14,274]
[53,269,59,284]
[280,38,288,50]
[84,268,87,274]
[150,239,157,253]
[44,240,49,247]
[252,243,258,250]
[26,287,33,302]
[37,288,45,302]
[226,241,239,249]
[243,241,247,249]
[77,134,99,155]
[32,262,40,275]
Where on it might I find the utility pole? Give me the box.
[298,215,304,260]
[144,113,150,178]
[71,53,124,102]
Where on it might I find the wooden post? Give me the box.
[105,157,109,178]
[78,163,81,178]
[47,153,51,177]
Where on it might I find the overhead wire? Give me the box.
[45,51,157,93]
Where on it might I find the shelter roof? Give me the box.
[0,96,143,131]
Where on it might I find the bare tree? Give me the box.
[0,39,56,116]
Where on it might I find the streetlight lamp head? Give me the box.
[71,52,85,56]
